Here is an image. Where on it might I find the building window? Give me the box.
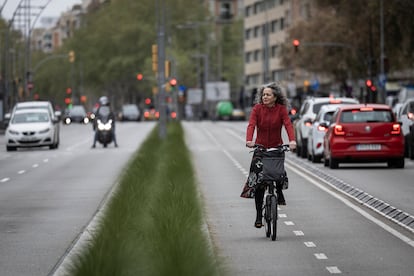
[245,5,252,17]
[219,1,233,20]
[271,45,279,58]
[254,50,260,61]
[245,52,252,63]
[280,17,285,30]
[254,26,260,38]
[271,20,278,33]
[245,28,251,40]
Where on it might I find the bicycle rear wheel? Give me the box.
[270,195,278,241]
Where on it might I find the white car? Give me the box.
[396,98,414,156]
[307,104,343,163]
[294,97,359,158]
[5,108,60,151]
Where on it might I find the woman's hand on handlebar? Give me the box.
[289,140,297,152]
[246,141,255,148]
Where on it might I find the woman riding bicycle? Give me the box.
[241,82,296,228]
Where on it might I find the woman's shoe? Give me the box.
[254,220,263,228]
[254,212,263,228]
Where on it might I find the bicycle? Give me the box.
[254,144,290,241]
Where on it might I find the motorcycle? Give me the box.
[95,115,114,148]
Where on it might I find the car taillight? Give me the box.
[317,125,327,132]
[334,125,345,135]
[391,123,401,135]
[408,112,414,120]
[304,121,312,127]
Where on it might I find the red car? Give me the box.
[323,104,405,169]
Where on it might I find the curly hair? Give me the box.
[254,82,287,106]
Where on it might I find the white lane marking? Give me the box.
[32,164,39,168]
[284,221,295,226]
[279,214,287,218]
[314,253,328,260]
[326,266,341,274]
[18,170,25,174]
[287,164,414,248]
[1,178,10,183]
[293,230,304,236]
[304,241,316,247]
[43,159,49,163]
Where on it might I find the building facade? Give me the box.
[243,0,312,95]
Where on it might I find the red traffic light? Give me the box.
[66,87,72,94]
[64,97,72,105]
[144,98,151,105]
[169,78,177,86]
[365,79,373,87]
[293,39,300,47]
[370,85,377,92]
[136,73,143,81]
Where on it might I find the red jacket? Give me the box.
[246,103,295,148]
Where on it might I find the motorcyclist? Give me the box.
[92,96,118,148]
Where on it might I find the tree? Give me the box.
[281,0,414,83]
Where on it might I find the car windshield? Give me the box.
[323,111,335,122]
[312,100,356,114]
[340,110,392,123]
[12,112,49,123]
[123,105,138,112]
[69,106,86,116]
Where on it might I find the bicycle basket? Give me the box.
[261,150,285,182]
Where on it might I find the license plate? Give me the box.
[356,144,381,151]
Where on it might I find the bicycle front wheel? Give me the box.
[264,197,271,238]
[270,195,278,241]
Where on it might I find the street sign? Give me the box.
[186,88,203,104]
[378,74,387,88]
[206,82,230,101]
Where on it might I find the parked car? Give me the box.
[294,97,359,158]
[396,98,414,157]
[118,104,141,121]
[63,105,89,124]
[323,104,404,169]
[5,108,60,151]
[307,104,343,163]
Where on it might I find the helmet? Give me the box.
[99,96,109,106]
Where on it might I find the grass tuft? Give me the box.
[67,122,224,276]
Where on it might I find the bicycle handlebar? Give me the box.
[252,144,290,153]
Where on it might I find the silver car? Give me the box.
[5,108,60,151]
[307,104,343,163]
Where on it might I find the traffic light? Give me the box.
[68,50,75,63]
[365,79,377,92]
[165,60,171,78]
[66,87,72,95]
[145,97,152,105]
[152,44,158,73]
[169,78,177,87]
[293,39,300,53]
[136,73,143,81]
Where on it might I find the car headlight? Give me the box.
[39,128,51,134]
[8,129,19,135]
